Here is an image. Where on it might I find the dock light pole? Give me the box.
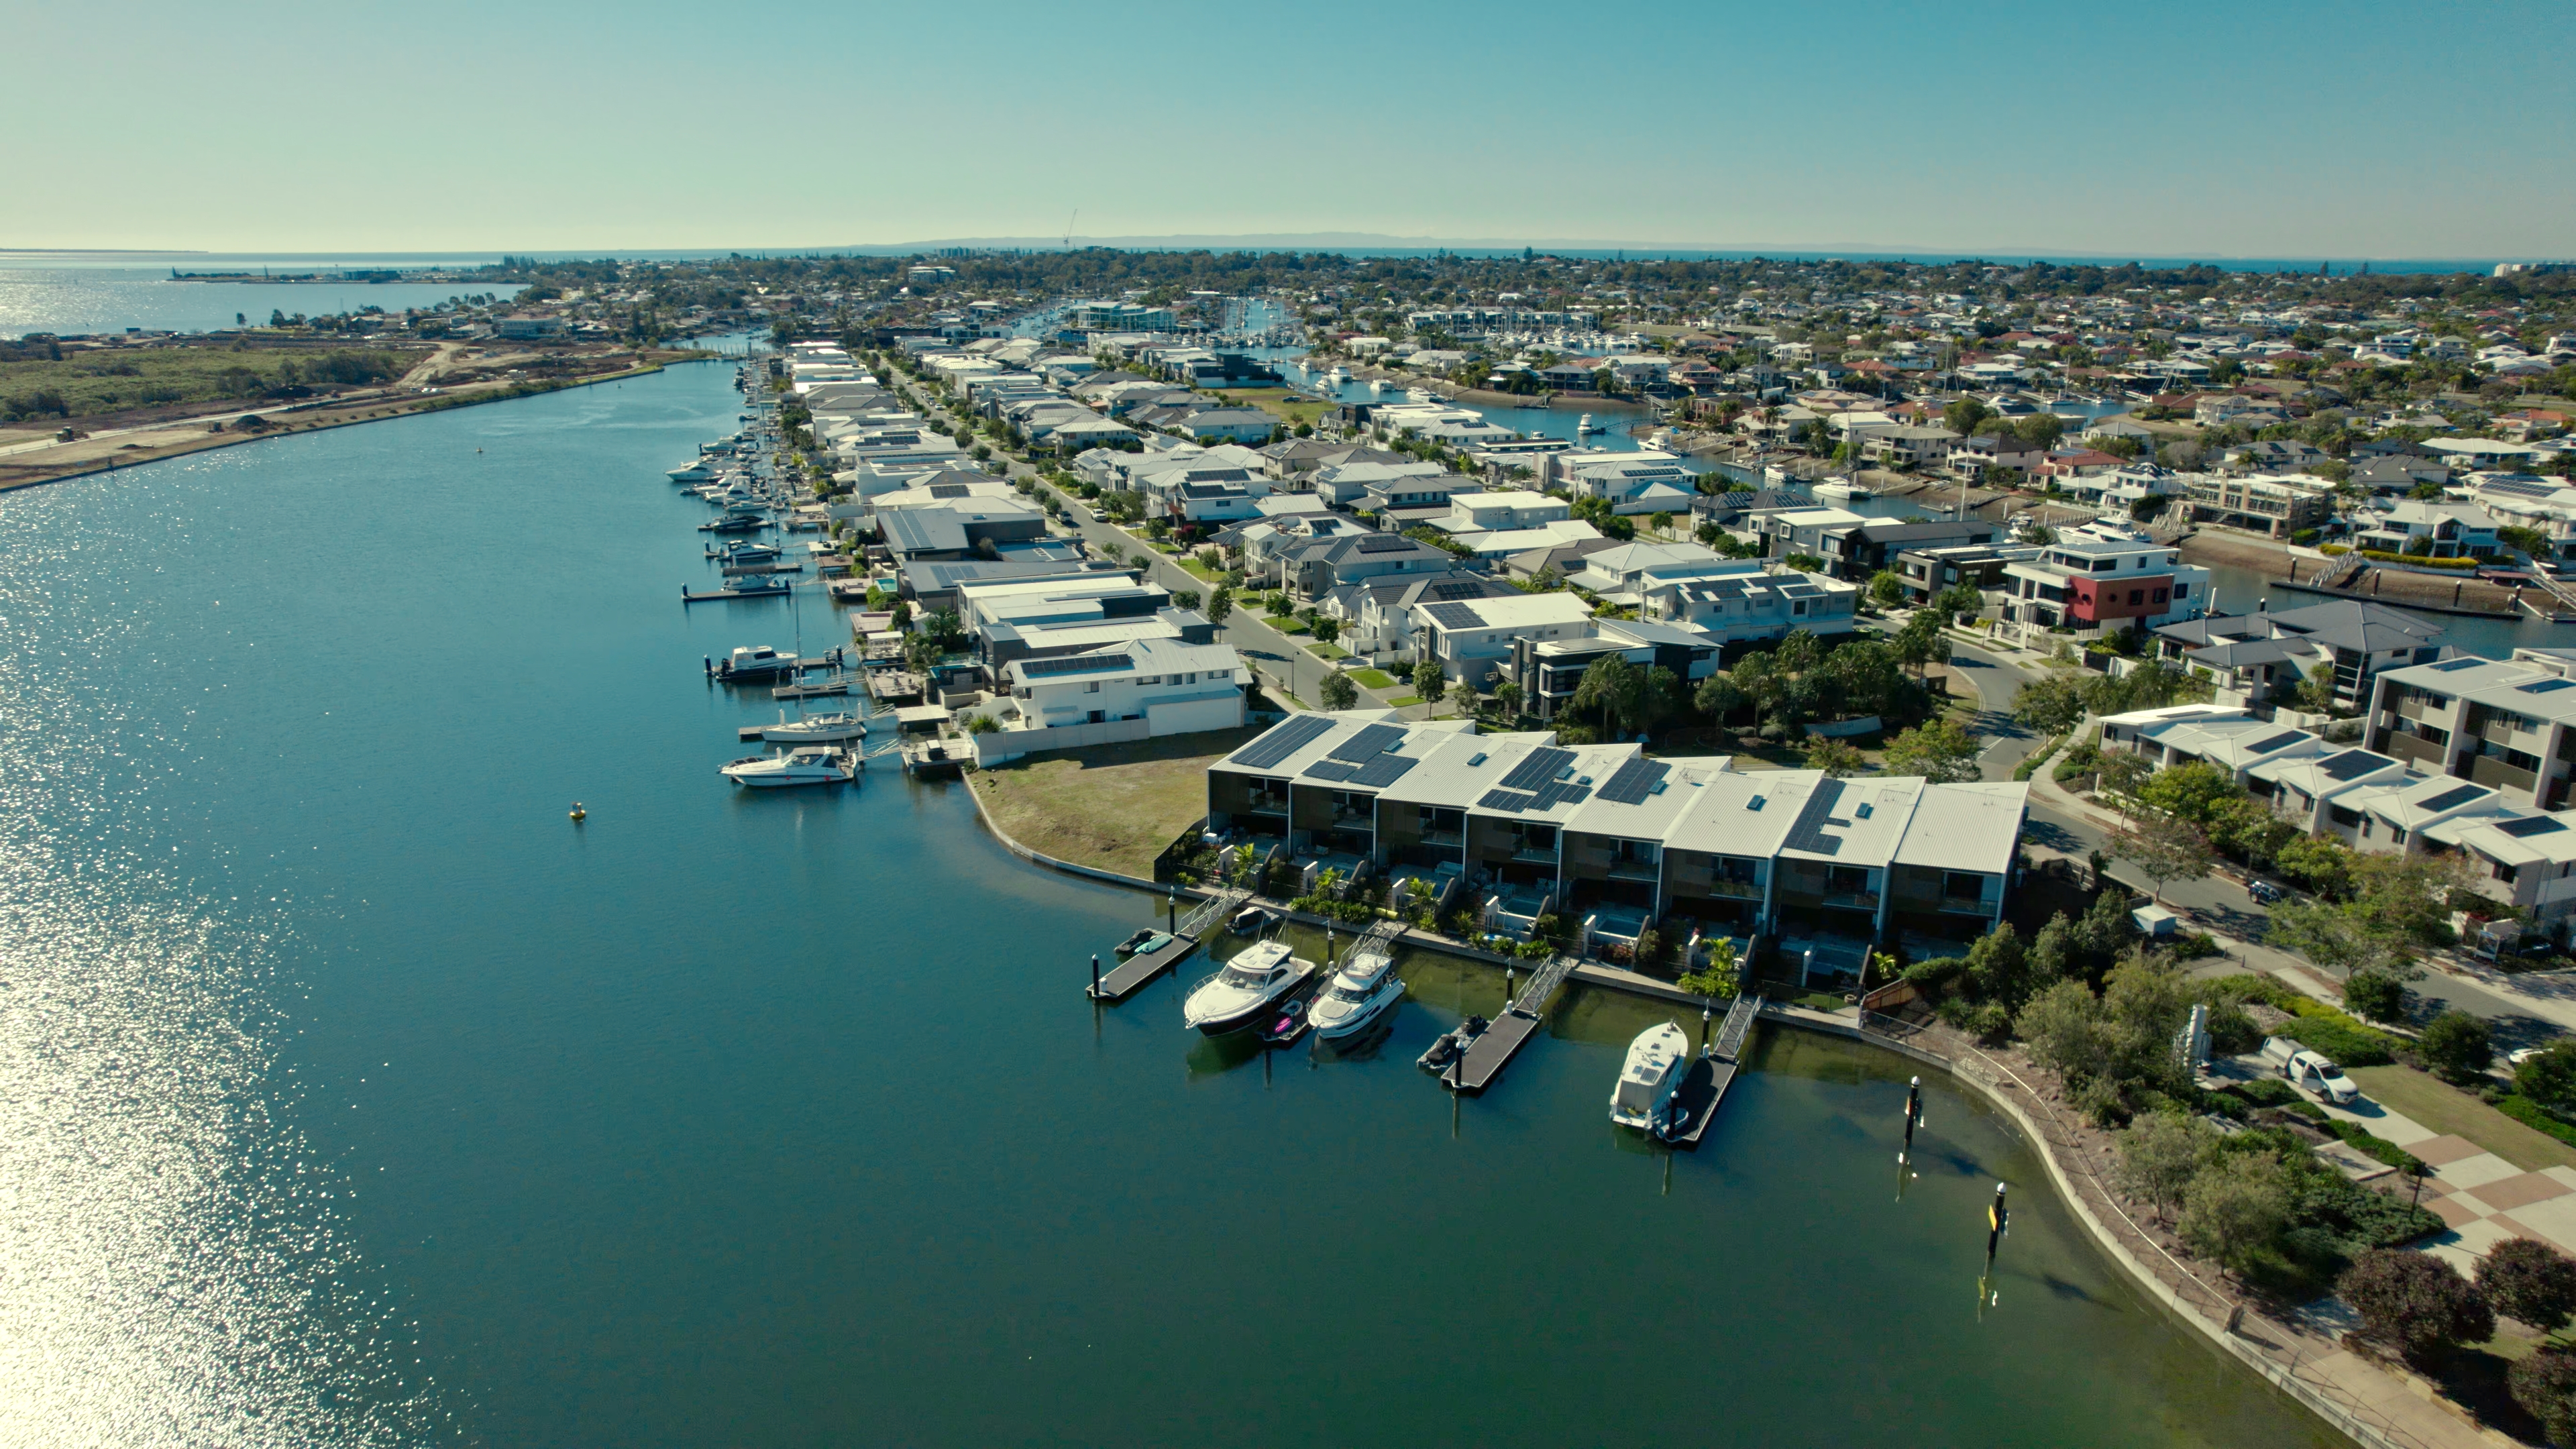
[1902,1076,1921,1164]
[1986,1183,2008,1260]
[1090,954,1101,999]
[1167,888,1177,935]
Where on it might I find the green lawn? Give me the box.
[2347,1065,2576,1173]
[1232,387,1330,429]
[1350,668,1397,690]
[965,727,1262,880]
[1387,694,1423,708]
[1175,556,1223,583]
[1305,641,1348,660]
[1271,617,1311,636]
[0,341,427,421]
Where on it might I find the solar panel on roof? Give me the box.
[1478,788,1538,813]
[2419,785,2487,812]
[2518,679,2576,694]
[2245,732,2308,754]
[1428,581,1487,602]
[1229,714,1334,769]
[1499,747,1576,792]
[1328,722,1407,762]
[2495,815,2569,838]
[1348,753,1419,788]
[2318,751,2394,781]
[1303,759,1356,782]
[1356,534,1413,554]
[1423,600,1485,630]
[1782,779,1848,856]
[2430,658,2485,673]
[1020,652,1132,677]
[1595,757,1671,806]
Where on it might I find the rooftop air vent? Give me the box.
[1748,796,1766,812]
[1468,753,1489,767]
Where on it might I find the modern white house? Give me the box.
[981,637,1245,765]
[1411,590,1596,688]
[1440,489,1570,535]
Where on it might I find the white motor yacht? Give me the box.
[1183,940,1316,1034]
[1813,478,1876,503]
[668,461,719,483]
[1576,413,1602,434]
[1309,944,1403,1040]
[718,745,858,788]
[761,711,867,743]
[1609,1022,1692,1132]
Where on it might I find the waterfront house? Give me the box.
[2352,500,2500,560]
[1999,520,2209,635]
[1203,714,2025,965]
[1646,568,1859,644]
[2152,599,2443,710]
[1412,590,1597,690]
[2368,653,2576,812]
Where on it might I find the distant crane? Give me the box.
[1063,209,1078,248]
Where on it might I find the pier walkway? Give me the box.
[1089,888,1247,1002]
[1444,951,1576,1093]
[1663,994,1766,1148]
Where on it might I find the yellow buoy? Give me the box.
[569,802,586,822]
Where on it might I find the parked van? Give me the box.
[2263,1035,2360,1104]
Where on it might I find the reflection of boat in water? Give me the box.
[1417,1015,1488,1072]
[1309,943,1403,1040]
[1609,1022,1691,1132]
[1183,940,1316,1034]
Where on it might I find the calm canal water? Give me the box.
[0,360,2346,1447]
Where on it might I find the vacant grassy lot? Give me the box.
[2349,1064,2576,1173]
[1232,387,1330,429]
[1350,668,1397,690]
[965,727,1260,880]
[1,342,421,421]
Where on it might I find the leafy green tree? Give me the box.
[1492,680,1521,717]
[2117,1112,2215,1224]
[1693,672,1743,723]
[1572,653,1648,739]
[2178,1150,2293,1278]
[2017,979,2112,1082]
[2137,761,2239,824]
[1264,590,1293,617]
[1173,589,1203,613]
[1205,586,1233,625]
[2341,1248,2494,1365]
[1882,718,1983,783]
[1312,616,1341,645]
[2341,969,2406,1024]
[1319,672,1358,710]
[2419,1010,2492,1082]
[2206,796,2298,870]
[2509,1349,2576,1448]
[2480,1238,2576,1334]
[2106,812,2214,903]
[2012,674,2089,735]
[1412,660,1445,707]
[1804,735,1865,776]
[2274,835,2355,896]
[2517,1042,2576,1116]
[1677,936,1741,1002]
[1868,570,1905,608]
[1966,922,2029,1006]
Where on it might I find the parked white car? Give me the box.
[2261,1035,2361,1106]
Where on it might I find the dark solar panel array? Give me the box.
[928,483,971,498]
[1230,714,1334,769]
[1781,779,1849,857]
[1356,534,1413,553]
[1479,788,1540,812]
[2496,815,2569,838]
[1532,780,1591,808]
[1499,747,1576,792]
[1347,753,1418,788]
[1328,723,1407,762]
[1303,759,1356,782]
[2481,478,2560,500]
[1595,757,1670,806]
[1427,580,1488,602]
[2246,732,2308,754]
[2518,679,2576,694]
[2318,751,2394,781]
[2419,785,2487,812]
[1423,600,1486,630]
[1020,653,1132,676]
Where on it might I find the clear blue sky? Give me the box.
[15,0,2571,259]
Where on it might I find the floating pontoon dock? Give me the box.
[1443,951,1576,1093]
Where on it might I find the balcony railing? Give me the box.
[1690,879,1764,900]
[2383,731,2446,769]
[1937,896,1991,916]
[1606,861,1662,883]
[1419,829,1464,848]
[1511,847,1560,864]
[2468,754,2539,794]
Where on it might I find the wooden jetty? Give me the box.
[1089,890,1245,1002]
[1661,994,1764,1149]
[1444,952,1577,1093]
[771,674,854,699]
[720,561,802,576]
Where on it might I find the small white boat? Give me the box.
[1576,414,1602,434]
[709,645,800,681]
[719,745,858,788]
[1309,943,1403,1040]
[668,461,719,483]
[1183,940,1316,1035]
[1609,1022,1691,1132]
[1813,478,1876,503]
[760,711,867,743]
[1324,366,1350,386]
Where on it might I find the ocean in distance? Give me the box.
[0,357,2346,1447]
